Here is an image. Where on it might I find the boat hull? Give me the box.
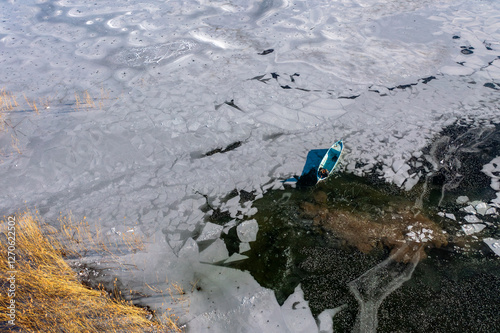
[317,140,344,182]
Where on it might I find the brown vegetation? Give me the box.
[0,210,182,332]
[302,191,448,262]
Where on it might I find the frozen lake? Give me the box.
[1,0,500,331]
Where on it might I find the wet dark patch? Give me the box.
[215,99,243,111]
[224,188,239,201]
[204,141,243,157]
[258,49,274,55]
[484,82,499,90]
[224,99,243,111]
[250,74,272,84]
[220,226,241,256]
[289,73,300,82]
[239,190,256,203]
[484,41,493,51]
[339,94,360,99]
[388,83,418,91]
[207,207,232,224]
[421,76,437,84]
[460,46,474,55]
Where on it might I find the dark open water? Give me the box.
[220,120,500,332]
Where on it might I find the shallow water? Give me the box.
[224,121,500,332]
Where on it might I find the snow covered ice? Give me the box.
[2,0,500,331]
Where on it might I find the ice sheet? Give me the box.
[2,0,500,331]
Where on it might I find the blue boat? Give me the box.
[317,140,343,182]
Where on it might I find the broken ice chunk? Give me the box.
[224,253,249,263]
[178,237,199,259]
[456,196,469,204]
[406,231,416,238]
[483,238,500,256]
[461,224,486,235]
[199,239,229,263]
[464,215,482,223]
[469,200,484,207]
[239,242,251,253]
[461,205,476,214]
[475,202,488,216]
[197,222,223,241]
[445,213,456,220]
[485,207,497,215]
[236,219,259,242]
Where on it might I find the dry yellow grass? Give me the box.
[0,210,183,332]
[0,88,18,112]
[0,88,18,132]
[0,86,113,116]
[23,94,40,115]
[1,87,116,157]
[74,90,101,111]
[10,134,22,155]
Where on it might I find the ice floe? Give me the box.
[456,196,469,204]
[197,222,223,242]
[483,238,500,256]
[462,205,477,214]
[464,215,482,224]
[475,202,489,216]
[461,224,486,236]
[438,212,456,220]
[236,219,259,243]
[482,156,500,191]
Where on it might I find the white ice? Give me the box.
[2,0,500,331]
[464,215,483,224]
[482,157,500,209]
[461,223,486,236]
[483,238,500,257]
[236,219,259,243]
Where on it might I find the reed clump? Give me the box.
[0,210,182,332]
[0,88,18,112]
